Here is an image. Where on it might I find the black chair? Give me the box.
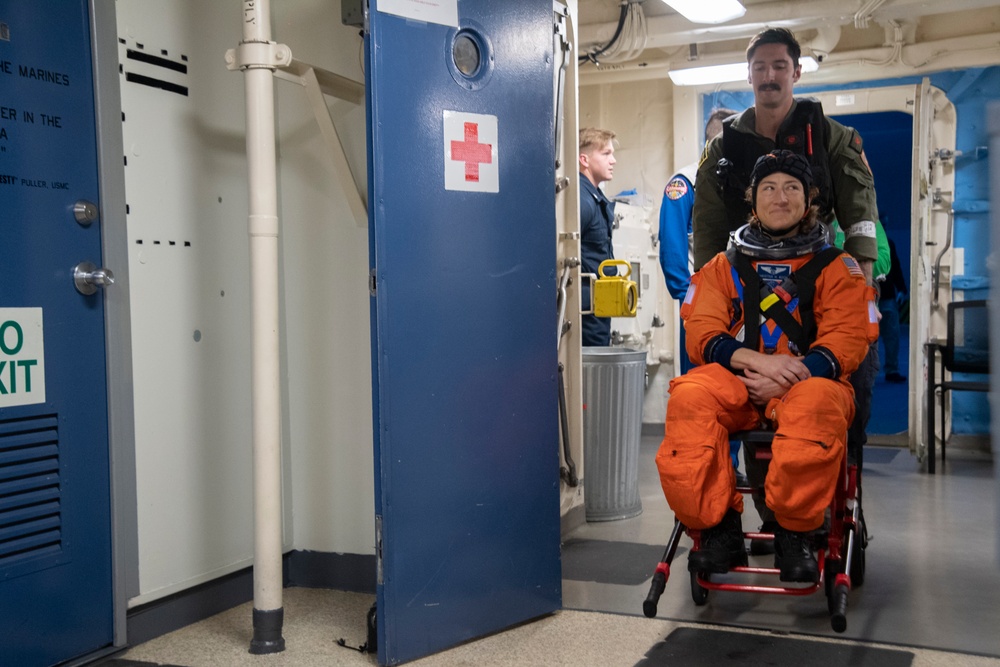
[925,300,989,474]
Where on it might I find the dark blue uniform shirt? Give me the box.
[579,173,615,346]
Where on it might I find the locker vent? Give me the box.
[0,414,61,569]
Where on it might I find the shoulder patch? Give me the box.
[664,177,690,200]
[841,255,864,277]
[848,129,864,154]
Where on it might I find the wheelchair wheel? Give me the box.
[850,530,866,587]
[690,572,709,606]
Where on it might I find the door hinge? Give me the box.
[369,268,377,296]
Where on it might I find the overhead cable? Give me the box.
[580,1,648,65]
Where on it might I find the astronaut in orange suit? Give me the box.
[656,150,878,583]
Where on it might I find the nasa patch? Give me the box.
[756,263,791,289]
[664,177,689,201]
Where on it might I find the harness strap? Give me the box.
[726,246,844,353]
[791,247,844,346]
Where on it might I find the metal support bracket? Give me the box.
[275,58,365,105]
[272,54,367,226]
[225,41,293,71]
[226,39,369,227]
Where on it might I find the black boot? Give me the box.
[688,508,748,574]
[774,526,819,583]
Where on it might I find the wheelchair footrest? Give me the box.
[695,573,821,596]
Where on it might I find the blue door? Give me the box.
[365,1,560,663]
[0,2,114,665]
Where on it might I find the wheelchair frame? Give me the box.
[642,429,867,633]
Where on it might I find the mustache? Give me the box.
[759,83,781,91]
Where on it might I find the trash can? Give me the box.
[581,347,646,521]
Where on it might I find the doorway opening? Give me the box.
[831,110,913,436]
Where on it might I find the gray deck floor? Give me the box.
[105,434,1000,666]
[562,433,1000,657]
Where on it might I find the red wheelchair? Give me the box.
[642,430,867,633]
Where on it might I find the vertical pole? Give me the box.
[240,0,285,654]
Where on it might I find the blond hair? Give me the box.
[579,127,616,154]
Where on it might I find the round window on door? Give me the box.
[446,25,494,90]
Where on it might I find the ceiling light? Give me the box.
[661,0,746,25]
[668,56,820,86]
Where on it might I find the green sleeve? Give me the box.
[826,120,879,261]
[691,137,730,271]
[830,219,845,249]
[874,222,890,280]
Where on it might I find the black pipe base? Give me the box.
[249,607,285,654]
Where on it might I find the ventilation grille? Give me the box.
[0,414,61,569]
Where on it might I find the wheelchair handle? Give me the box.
[831,583,849,633]
[643,569,667,618]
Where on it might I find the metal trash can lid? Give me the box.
[581,346,647,363]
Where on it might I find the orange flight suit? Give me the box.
[656,248,876,532]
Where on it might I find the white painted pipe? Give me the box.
[240,0,285,654]
[579,0,1000,51]
[578,31,1000,87]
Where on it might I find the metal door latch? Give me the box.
[73,261,115,295]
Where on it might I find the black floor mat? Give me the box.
[98,661,189,667]
[562,539,667,585]
[865,447,901,464]
[636,627,914,667]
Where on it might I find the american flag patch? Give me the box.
[841,256,863,277]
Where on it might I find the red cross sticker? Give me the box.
[443,111,498,193]
[451,122,493,182]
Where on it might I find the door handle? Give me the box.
[73,261,115,295]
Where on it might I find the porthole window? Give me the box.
[453,33,481,78]
[446,24,494,90]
